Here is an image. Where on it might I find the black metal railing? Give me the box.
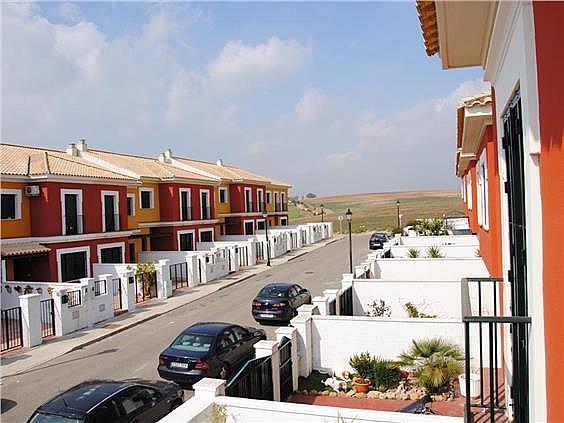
[257,201,264,212]
[279,337,293,400]
[40,299,56,338]
[104,213,120,232]
[200,206,212,220]
[1,307,23,351]
[256,242,265,261]
[64,214,84,235]
[339,286,353,316]
[170,262,189,290]
[67,290,82,307]
[112,278,122,311]
[463,315,531,423]
[180,206,192,221]
[94,279,107,296]
[226,355,273,401]
[245,201,254,213]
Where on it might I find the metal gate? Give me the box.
[1,307,23,352]
[170,262,189,290]
[279,336,293,400]
[256,242,265,262]
[237,247,248,267]
[112,277,122,311]
[339,287,353,316]
[225,355,273,400]
[40,299,56,338]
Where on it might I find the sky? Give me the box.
[1,2,488,196]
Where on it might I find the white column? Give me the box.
[19,293,42,348]
[276,327,299,392]
[52,288,66,336]
[119,270,136,312]
[254,340,280,402]
[79,278,95,327]
[193,378,226,400]
[312,296,328,316]
[290,304,317,377]
[155,259,172,299]
[187,255,199,287]
[323,289,339,315]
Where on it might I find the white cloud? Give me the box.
[325,151,360,169]
[295,87,333,124]
[207,37,312,93]
[58,3,84,24]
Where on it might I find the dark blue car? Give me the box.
[252,283,312,323]
[158,322,265,386]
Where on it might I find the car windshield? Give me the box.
[258,286,289,298]
[171,333,214,352]
[28,413,83,423]
[371,233,387,239]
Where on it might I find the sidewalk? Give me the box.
[1,237,341,378]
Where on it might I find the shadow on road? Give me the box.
[1,399,18,414]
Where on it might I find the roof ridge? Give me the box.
[43,151,50,174]
[50,151,135,179]
[0,142,65,154]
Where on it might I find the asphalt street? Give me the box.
[1,233,370,422]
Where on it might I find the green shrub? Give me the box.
[403,302,437,318]
[407,248,420,258]
[370,358,401,391]
[349,352,373,380]
[426,245,444,258]
[399,338,463,392]
[391,226,403,235]
[366,299,391,317]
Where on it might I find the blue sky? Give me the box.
[2,2,487,195]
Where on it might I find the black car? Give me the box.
[158,322,266,386]
[369,232,389,250]
[28,379,183,423]
[252,283,312,323]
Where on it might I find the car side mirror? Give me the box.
[299,289,308,294]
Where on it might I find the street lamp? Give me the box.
[262,211,271,267]
[320,204,324,223]
[399,214,403,228]
[346,208,353,274]
[396,200,401,228]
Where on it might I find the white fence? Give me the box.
[398,235,478,246]
[390,244,479,258]
[370,258,488,280]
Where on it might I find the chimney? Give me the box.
[164,149,172,161]
[216,159,224,167]
[77,138,88,152]
[158,153,165,163]
[66,143,78,157]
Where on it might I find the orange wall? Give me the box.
[534,2,564,420]
[1,181,31,238]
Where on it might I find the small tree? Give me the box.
[135,261,157,298]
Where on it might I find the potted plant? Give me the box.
[349,352,372,393]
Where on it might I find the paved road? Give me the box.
[1,234,370,422]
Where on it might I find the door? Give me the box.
[179,233,194,251]
[200,192,209,220]
[112,386,167,423]
[231,325,254,360]
[244,221,254,235]
[104,195,116,232]
[502,95,529,420]
[100,246,123,263]
[87,398,122,423]
[129,243,136,263]
[64,194,79,235]
[60,251,87,281]
[216,329,240,376]
[180,191,190,221]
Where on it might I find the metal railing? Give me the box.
[104,213,120,232]
[339,286,353,316]
[67,290,82,307]
[112,278,122,311]
[64,214,84,235]
[200,206,212,220]
[279,337,293,400]
[40,299,56,338]
[226,355,273,401]
[245,201,254,213]
[170,262,189,290]
[180,206,192,221]
[1,307,23,351]
[94,279,107,296]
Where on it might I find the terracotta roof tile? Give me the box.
[0,241,51,257]
[416,1,439,56]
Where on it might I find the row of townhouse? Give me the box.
[417,1,563,421]
[0,139,291,283]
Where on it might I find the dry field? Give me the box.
[289,190,464,233]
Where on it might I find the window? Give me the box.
[200,190,210,220]
[266,191,271,204]
[102,191,119,232]
[127,194,135,216]
[89,399,122,423]
[244,221,254,235]
[171,333,214,352]
[60,251,88,282]
[114,387,158,417]
[231,326,249,342]
[219,188,227,204]
[280,217,288,226]
[466,173,473,210]
[139,188,154,209]
[1,194,17,219]
[179,232,194,251]
[257,220,265,230]
[199,229,213,243]
[476,151,489,230]
[129,243,136,263]
[61,189,83,235]
[99,246,123,263]
[257,189,264,212]
[244,188,252,212]
[179,189,191,221]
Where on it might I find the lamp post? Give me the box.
[346,208,353,274]
[263,211,271,267]
[396,200,401,228]
[399,214,403,228]
[320,204,324,223]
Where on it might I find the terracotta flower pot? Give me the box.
[353,379,370,394]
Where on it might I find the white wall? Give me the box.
[391,245,479,258]
[370,258,489,280]
[399,235,479,246]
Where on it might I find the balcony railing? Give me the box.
[245,201,254,213]
[200,206,212,220]
[181,206,192,221]
[257,201,265,213]
[104,213,120,232]
[64,214,84,235]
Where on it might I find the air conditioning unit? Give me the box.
[24,185,40,196]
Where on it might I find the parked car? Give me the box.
[369,232,390,250]
[158,322,266,386]
[28,379,183,423]
[252,283,312,323]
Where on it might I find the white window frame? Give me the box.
[60,189,83,235]
[177,229,196,251]
[56,245,91,282]
[280,217,288,226]
[274,191,279,205]
[244,187,252,212]
[243,219,255,235]
[1,188,22,220]
[97,241,126,263]
[257,189,264,212]
[256,219,266,230]
[199,189,211,219]
[179,188,191,220]
[127,193,136,217]
[198,228,214,243]
[101,190,120,232]
[466,173,473,210]
[476,151,489,230]
[219,187,228,204]
[281,192,286,206]
[139,187,155,209]
[461,177,467,202]
[266,191,272,204]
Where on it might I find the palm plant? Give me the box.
[399,338,463,392]
[407,248,420,258]
[426,245,444,258]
